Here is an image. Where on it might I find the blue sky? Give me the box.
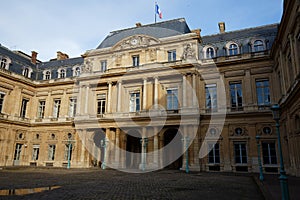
[0,0,283,61]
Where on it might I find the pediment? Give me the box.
[113,35,160,51]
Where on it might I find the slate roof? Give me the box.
[97,18,191,49]
[0,44,35,75]
[202,24,278,44]
[37,57,83,70]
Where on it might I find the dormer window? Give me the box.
[22,67,32,78]
[0,58,7,69]
[75,67,80,76]
[206,47,215,59]
[228,44,238,56]
[44,71,51,80]
[253,40,264,52]
[58,68,66,78]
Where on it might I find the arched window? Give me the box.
[228,44,238,56]
[23,68,29,77]
[75,67,80,76]
[0,58,7,68]
[254,40,264,52]
[206,47,215,59]
[60,69,66,78]
[45,71,51,80]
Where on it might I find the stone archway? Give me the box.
[163,128,183,170]
[126,130,142,169]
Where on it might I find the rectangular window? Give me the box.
[97,94,106,115]
[230,82,243,111]
[20,98,29,118]
[0,93,5,113]
[101,60,107,72]
[48,145,56,161]
[166,88,178,110]
[205,84,217,112]
[234,143,247,164]
[132,55,139,67]
[208,143,220,164]
[168,50,176,62]
[262,142,277,165]
[14,143,23,161]
[37,100,46,119]
[53,99,61,118]
[32,145,40,161]
[129,92,140,112]
[256,79,270,106]
[69,98,77,117]
[64,143,73,161]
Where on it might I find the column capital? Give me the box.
[107,81,112,85]
[143,77,148,81]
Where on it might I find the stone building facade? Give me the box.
[0,0,299,175]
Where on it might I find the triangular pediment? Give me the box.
[112,35,160,51]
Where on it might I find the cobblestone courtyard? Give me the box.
[0,168,263,200]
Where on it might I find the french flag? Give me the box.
[155,2,162,19]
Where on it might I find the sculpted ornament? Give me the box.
[182,43,196,60]
[82,60,93,73]
[114,35,159,50]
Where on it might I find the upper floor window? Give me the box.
[228,44,238,56]
[206,47,215,59]
[52,99,61,118]
[97,94,106,115]
[253,40,264,52]
[69,98,77,117]
[101,60,107,72]
[129,91,140,112]
[168,50,176,62]
[20,98,29,118]
[256,79,270,106]
[166,88,178,110]
[132,55,139,67]
[44,71,51,80]
[0,93,5,113]
[58,69,66,78]
[205,84,217,112]
[37,100,46,119]
[230,82,243,111]
[23,67,32,78]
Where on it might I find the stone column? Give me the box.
[153,127,159,168]
[182,74,187,107]
[117,81,122,112]
[105,128,110,165]
[114,128,120,168]
[140,128,147,170]
[143,78,147,110]
[84,85,89,114]
[289,34,299,75]
[107,81,112,113]
[154,77,159,109]
[192,73,197,107]
[80,130,86,166]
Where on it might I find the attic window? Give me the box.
[45,71,51,80]
[0,58,8,69]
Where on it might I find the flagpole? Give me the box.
[155,1,157,23]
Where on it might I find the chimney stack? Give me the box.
[218,22,226,33]
[136,22,142,27]
[31,51,38,64]
[57,51,69,60]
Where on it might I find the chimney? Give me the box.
[218,22,226,33]
[191,29,201,38]
[31,51,38,64]
[57,51,69,60]
[136,22,142,27]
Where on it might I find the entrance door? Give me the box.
[13,143,23,166]
[126,131,141,169]
[163,129,183,170]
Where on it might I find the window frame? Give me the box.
[101,60,107,72]
[97,94,106,115]
[255,79,270,107]
[0,92,5,113]
[208,143,220,164]
[234,142,248,164]
[129,91,140,113]
[261,141,277,165]
[167,50,177,62]
[166,88,178,111]
[69,97,77,117]
[52,99,61,118]
[37,100,46,119]
[230,81,243,111]
[205,84,218,112]
[132,55,140,67]
[20,98,29,118]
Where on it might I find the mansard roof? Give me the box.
[37,57,83,70]
[97,18,191,49]
[202,23,278,44]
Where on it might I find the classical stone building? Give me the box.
[0,0,299,175]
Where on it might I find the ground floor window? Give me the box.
[32,145,40,161]
[14,143,23,161]
[262,141,277,165]
[208,143,220,164]
[234,143,247,164]
[64,144,73,161]
[48,144,56,161]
